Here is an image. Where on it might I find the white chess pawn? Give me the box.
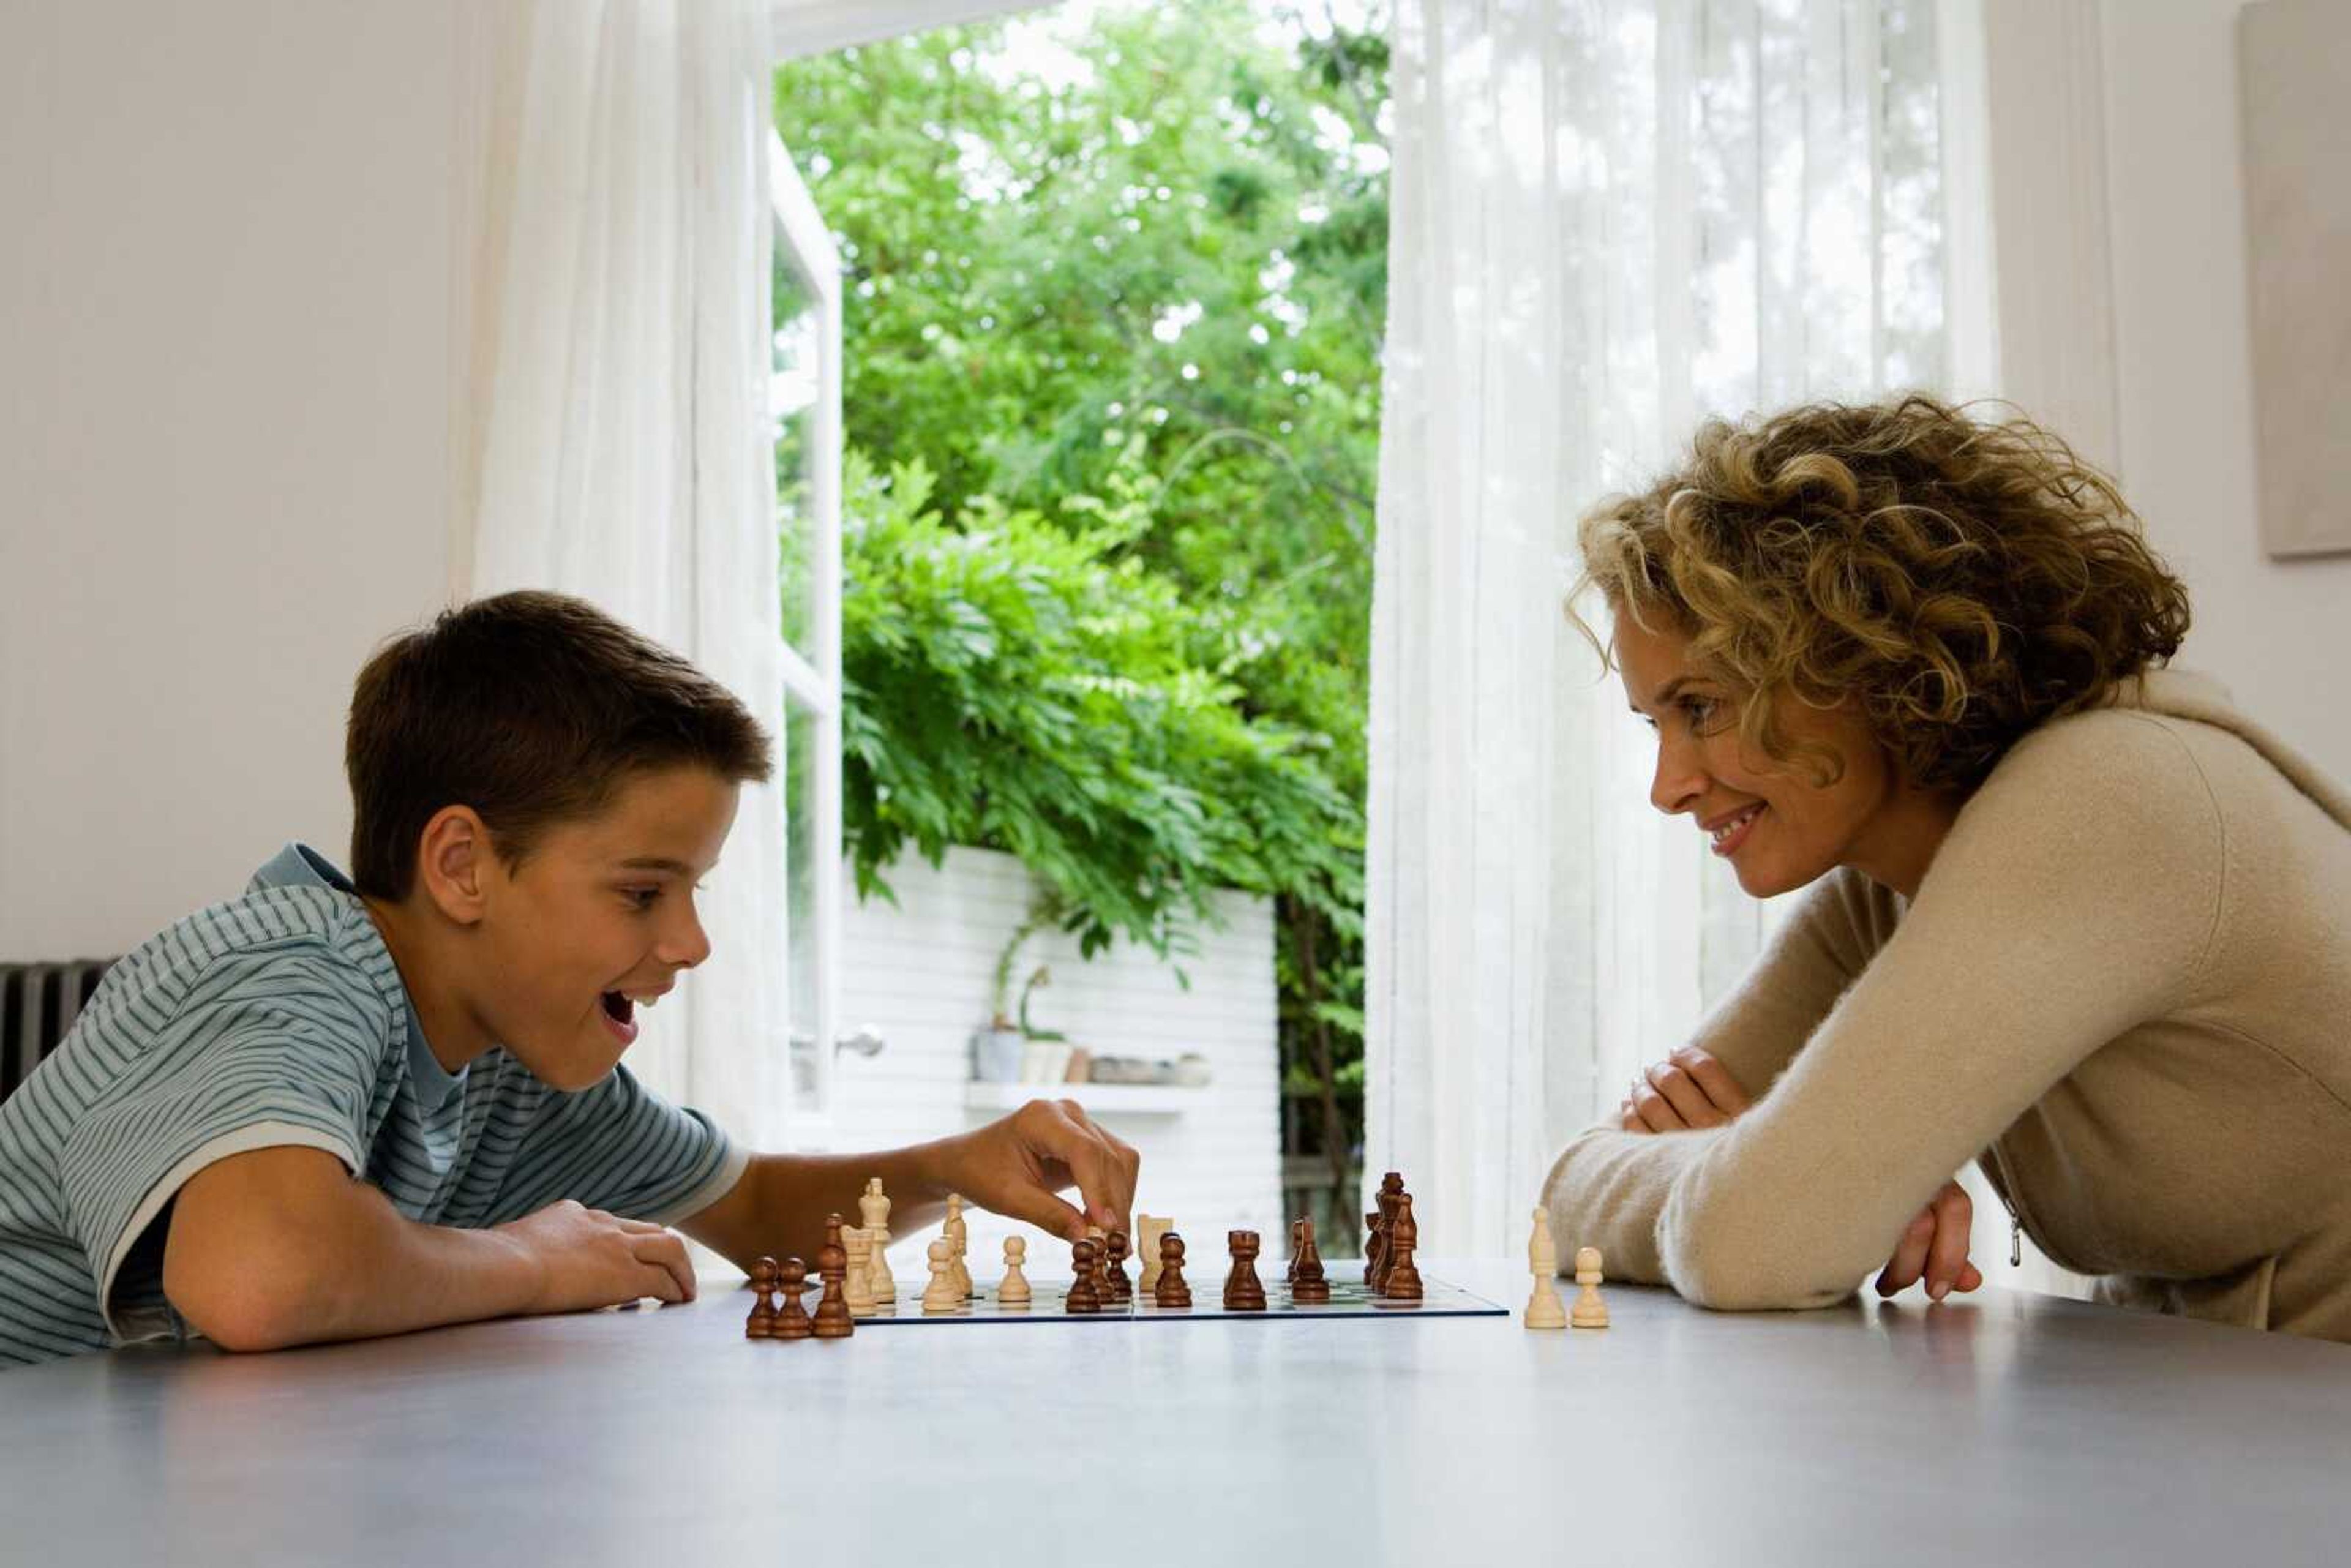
[997,1236,1033,1308]
[860,1177,896,1303]
[1571,1245,1610,1329]
[945,1194,973,1297]
[1136,1214,1173,1291]
[921,1237,962,1313]
[842,1226,876,1316]
[1524,1207,1568,1331]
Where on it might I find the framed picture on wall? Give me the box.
[2238,0,2351,560]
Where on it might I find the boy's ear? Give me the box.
[414,807,494,926]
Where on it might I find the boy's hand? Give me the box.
[492,1200,697,1313]
[937,1100,1141,1244]
[1619,1046,1752,1131]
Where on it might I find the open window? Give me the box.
[769,133,849,1138]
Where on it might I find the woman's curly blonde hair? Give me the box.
[1573,395,2193,790]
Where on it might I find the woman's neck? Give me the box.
[1842,782,1968,899]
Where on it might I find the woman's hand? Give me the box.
[1619,1048,1981,1301]
[930,1098,1141,1244]
[1874,1179,1983,1301]
[1618,1046,1752,1131]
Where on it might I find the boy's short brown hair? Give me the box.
[346,591,774,901]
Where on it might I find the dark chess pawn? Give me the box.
[1384,1193,1425,1302]
[773,1257,816,1340]
[1223,1229,1267,1311]
[1103,1229,1133,1302]
[1066,1238,1103,1313]
[1290,1218,1332,1304]
[1364,1209,1385,1292]
[746,1255,781,1338]
[1154,1233,1193,1308]
[1373,1171,1406,1292]
[812,1214,857,1338]
[1286,1220,1303,1286]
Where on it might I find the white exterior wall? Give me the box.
[835,846,1282,1277]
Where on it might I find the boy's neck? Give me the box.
[359,895,493,1076]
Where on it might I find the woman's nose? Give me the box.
[1650,738,1707,816]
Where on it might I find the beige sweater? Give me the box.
[1542,670,2351,1340]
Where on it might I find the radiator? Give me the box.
[1,960,115,1103]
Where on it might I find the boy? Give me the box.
[0,591,1138,1366]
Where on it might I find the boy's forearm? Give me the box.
[294,1184,543,1345]
[173,1170,540,1352]
[686,1139,964,1273]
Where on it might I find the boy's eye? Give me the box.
[621,880,708,910]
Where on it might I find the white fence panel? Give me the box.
[836,845,1282,1279]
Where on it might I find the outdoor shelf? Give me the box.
[962,1081,1201,1116]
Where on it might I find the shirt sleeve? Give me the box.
[1543,710,2227,1307]
[1539,865,1899,1282]
[54,950,392,1337]
[490,1065,748,1227]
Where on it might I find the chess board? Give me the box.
[852,1277,1507,1324]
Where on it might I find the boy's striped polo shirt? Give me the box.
[0,843,745,1367]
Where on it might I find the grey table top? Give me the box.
[6,1260,2349,1567]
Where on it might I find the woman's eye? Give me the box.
[1682,697,1719,729]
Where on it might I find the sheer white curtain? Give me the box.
[456,0,793,1145]
[1367,0,1951,1255]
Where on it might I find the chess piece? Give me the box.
[1372,1172,1406,1292]
[843,1226,876,1316]
[1066,1239,1103,1313]
[998,1236,1033,1307]
[1082,1226,1115,1304]
[1524,1208,1568,1330]
[812,1215,856,1338]
[1103,1230,1133,1303]
[921,1237,962,1313]
[746,1256,781,1338]
[1289,1217,1331,1304]
[1571,1245,1610,1329]
[1153,1233,1193,1308]
[1363,1209,1384,1292]
[1137,1214,1173,1291]
[1383,1194,1424,1302]
[1286,1220,1303,1285]
[1223,1230,1267,1311]
[859,1177,896,1305]
[945,1195,973,1297]
[773,1257,816,1340]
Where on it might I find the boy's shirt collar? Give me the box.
[250,842,465,1109]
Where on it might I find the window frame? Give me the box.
[768,130,847,1142]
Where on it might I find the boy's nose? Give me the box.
[659,912,713,970]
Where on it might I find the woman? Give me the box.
[1542,396,2351,1340]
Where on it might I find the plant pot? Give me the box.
[969,1027,1027,1083]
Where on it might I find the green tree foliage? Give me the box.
[778,1,1385,1212]
[839,448,1360,964]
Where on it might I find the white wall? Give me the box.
[0,1,465,959]
[1960,0,2351,1302]
[2101,0,2351,782]
[835,846,1281,1277]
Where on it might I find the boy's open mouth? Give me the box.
[600,991,635,1027]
